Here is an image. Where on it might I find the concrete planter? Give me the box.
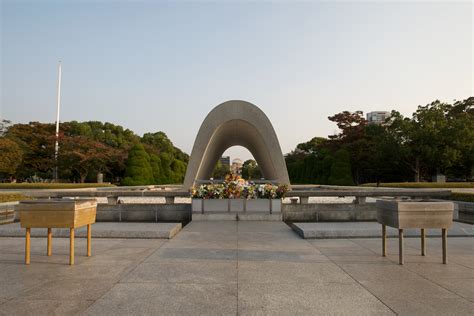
[203,199,229,213]
[271,199,282,213]
[192,199,203,213]
[246,199,282,213]
[191,199,282,214]
[230,199,245,212]
[192,199,229,213]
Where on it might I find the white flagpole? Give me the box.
[54,61,62,181]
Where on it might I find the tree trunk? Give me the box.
[80,174,86,183]
[414,157,420,182]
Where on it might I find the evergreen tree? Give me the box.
[122,144,154,185]
[328,149,354,185]
[149,154,162,184]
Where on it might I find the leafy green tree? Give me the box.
[142,131,175,154]
[157,152,174,183]
[6,122,56,179]
[122,144,154,185]
[149,154,162,184]
[315,149,334,184]
[0,137,23,179]
[212,161,229,179]
[171,159,187,183]
[445,97,474,180]
[328,149,354,185]
[59,135,118,183]
[241,159,262,180]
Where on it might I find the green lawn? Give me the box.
[0,183,115,190]
[361,182,474,189]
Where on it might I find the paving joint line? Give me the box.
[345,238,474,302]
[83,239,169,312]
[236,221,240,316]
[303,238,398,315]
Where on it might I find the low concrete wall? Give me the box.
[0,202,18,225]
[96,204,191,224]
[282,203,377,222]
[456,201,474,224]
[11,199,470,224]
[457,201,474,214]
[96,203,377,223]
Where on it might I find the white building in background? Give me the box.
[231,158,243,175]
[366,111,390,125]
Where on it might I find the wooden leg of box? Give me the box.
[25,228,31,265]
[442,228,447,264]
[421,228,425,256]
[398,229,404,265]
[382,224,387,257]
[69,228,75,265]
[47,228,52,256]
[87,224,91,257]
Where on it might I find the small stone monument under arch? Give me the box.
[183,100,290,188]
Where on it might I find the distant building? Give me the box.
[231,158,243,175]
[366,111,390,125]
[219,156,230,169]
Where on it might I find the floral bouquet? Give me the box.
[191,175,288,199]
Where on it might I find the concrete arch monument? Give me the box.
[183,100,290,188]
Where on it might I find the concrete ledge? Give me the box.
[0,222,182,239]
[97,204,191,224]
[291,222,474,239]
[192,213,282,221]
[0,202,18,225]
[283,203,377,222]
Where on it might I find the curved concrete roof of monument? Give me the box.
[183,100,290,188]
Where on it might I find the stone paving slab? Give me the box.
[0,222,182,239]
[0,221,473,315]
[292,221,474,239]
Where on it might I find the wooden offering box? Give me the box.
[376,199,454,265]
[18,199,97,265]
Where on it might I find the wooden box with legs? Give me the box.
[17,199,97,265]
[376,199,454,265]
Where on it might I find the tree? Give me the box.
[241,159,262,180]
[0,120,11,136]
[59,135,117,183]
[149,154,162,184]
[122,144,154,185]
[328,149,354,185]
[328,111,367,142]
[6,122,56,179]
[445,97,474,180]
[0,138,23,179]
[142,131,188,184]
[142,131,175,154]
[212,161,229,179]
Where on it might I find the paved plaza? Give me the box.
[0,221,473,315]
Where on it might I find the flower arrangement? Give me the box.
[191,174,288,199]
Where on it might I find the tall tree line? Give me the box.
[285,97,473,185]
[0,121,188,184]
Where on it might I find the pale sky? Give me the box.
[1,0,473,161]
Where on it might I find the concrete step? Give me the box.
[192,212,282,221]
[0,222,182,239]
[291,221,474,239]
